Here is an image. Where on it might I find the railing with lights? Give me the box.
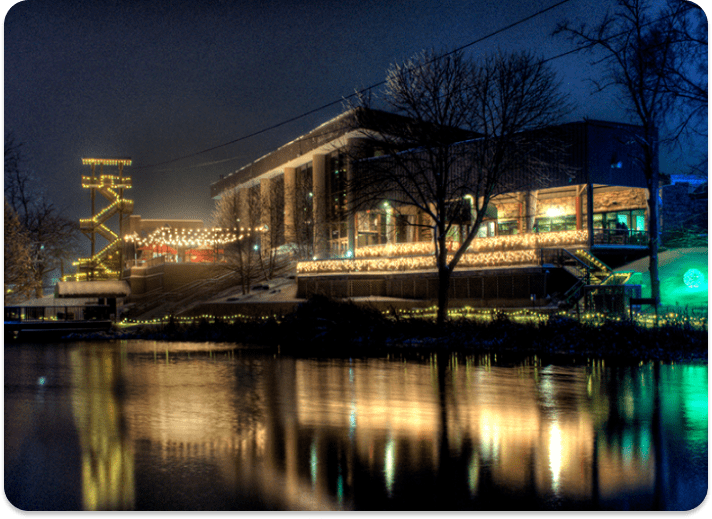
[76,159,133,280]
[299,230,589,274]
[82,158,132,167]
[81,175,132,189]
[354,230,589,258]
[298,250,541,274]
[79,199,134,227]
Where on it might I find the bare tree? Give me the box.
[555,0,707,306]
[212,186,264,294]
[4,132,81,296]
[261,175,289,278]
[348,49,571,325]
[653,0,707,165]
[4,200,38,303]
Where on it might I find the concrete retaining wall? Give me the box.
[298,267,563,308]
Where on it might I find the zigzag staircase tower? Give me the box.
[73,158,133,281]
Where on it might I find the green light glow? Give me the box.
[683,268,704,289]
[618,248,708,307]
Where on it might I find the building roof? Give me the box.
[209,108,476,199]
[55,280,131,298]
[210,111,650,199]
[11,295,96,307]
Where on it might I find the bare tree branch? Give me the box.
[345,49,571,324]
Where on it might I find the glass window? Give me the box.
[326,152,346,222]
[534,216,576,233]
[498,221,519,235]
[475,221,495,238]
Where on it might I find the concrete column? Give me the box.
[346,160,356,254]
[312,154,328,259]
[385,203,395,244]
[283,168,297,245]
[260,177,273,251]
[518,192,526,234]
[237,188,249,230]
[407,211,416,243]
[346,138,368,255]
[526,190,538,233]
[586,183,594,248]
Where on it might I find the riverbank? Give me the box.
[56,295,708,364]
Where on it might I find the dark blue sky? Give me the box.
[4,0,707,226]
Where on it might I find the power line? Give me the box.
[135,0,575,172]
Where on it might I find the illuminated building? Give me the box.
[210,110,655,306]
[120,215,267,296]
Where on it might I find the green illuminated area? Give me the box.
[617,247,708,309]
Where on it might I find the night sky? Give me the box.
[4,0,707,228]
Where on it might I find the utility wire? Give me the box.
[135,0,575,172]
[138,0,683,175]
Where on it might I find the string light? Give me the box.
[297,250,539,274]
[82,158,132,166]
[116,306,706,330]
[352,230,589,259]
[81,175,132,189]
[124,225,267,249]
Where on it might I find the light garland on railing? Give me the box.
[297,249,539,274]
[79,199,134,225]
[97,223,118,240]
[82,158,132,166]
[574,249,609,272]
[354,230,589,258]
[81,175,132,189]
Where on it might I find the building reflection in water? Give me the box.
[69,345,135,510]
[281,355,701,509]
[55,342,705,510]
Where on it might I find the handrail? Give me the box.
[573,249,612,273]
[593,228,648,246]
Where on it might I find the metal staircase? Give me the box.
[559,249,633,307]
[70,158,133,281]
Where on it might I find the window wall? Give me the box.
[326,152,349,254]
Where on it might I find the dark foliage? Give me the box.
[278,295,390,354]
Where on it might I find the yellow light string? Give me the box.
[116,307,706,330]
[354,230,589,259]
[297,249,538,274]
[124,226,266,249]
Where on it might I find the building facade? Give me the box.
[211,111,653,264]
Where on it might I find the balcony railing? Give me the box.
[593,228,648,246]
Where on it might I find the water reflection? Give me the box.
[69,347,134,510]
[4,342,707,511]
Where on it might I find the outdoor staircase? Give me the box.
[74,173,133,280]
[560,249,633,307]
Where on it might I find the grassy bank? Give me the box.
[101,295,708,363]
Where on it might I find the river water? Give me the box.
[4,340,707,511]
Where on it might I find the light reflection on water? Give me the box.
[4,341,707,511]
